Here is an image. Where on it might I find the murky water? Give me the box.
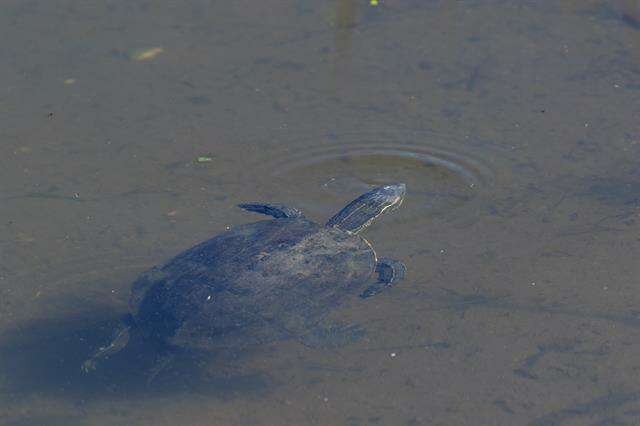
[1,0,640,424]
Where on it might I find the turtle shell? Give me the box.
[128,217,376,350]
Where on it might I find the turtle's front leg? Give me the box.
[359,258,406,298]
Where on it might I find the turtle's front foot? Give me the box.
[360,258,406,298]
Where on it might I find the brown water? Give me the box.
[1,0,640,425]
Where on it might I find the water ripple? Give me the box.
[249,135,495,222]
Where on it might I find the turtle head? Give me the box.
[326,183,406,234]
[371,183,406,209]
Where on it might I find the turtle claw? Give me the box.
[360,258,406,298]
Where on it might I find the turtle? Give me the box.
[82,183,406,372]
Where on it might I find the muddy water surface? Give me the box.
[1,1,640,425]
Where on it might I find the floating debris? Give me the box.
[132,47,164,61]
